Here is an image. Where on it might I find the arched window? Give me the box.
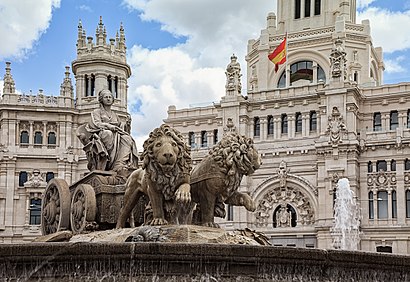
[368,191,374,219]
[47,132,56,145]
[267,115,274,135]
[254,117,260,137]
[309,111,317,131]
[20,131,29,144]
[34,131,42,144]
[85,74,95,97]
[107,75,119,98]
[277,61,326,88]
[281,114,288,134]
[29,198,42,225]
[273,204,297,228]
[377,191,388,219]
[295,112,302,133]
[376,246,392,253]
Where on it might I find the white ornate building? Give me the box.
[0,17,131,243]
[165,0,410,253]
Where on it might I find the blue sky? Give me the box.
[0,0,410,148]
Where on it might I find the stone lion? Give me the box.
[190,133,261,228]
[116,124,192,227]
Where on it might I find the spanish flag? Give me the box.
[268,35,287,72]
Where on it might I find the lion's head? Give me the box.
[141,124,192,200]
[210,133,261,182]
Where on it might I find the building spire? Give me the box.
[77,19,86,48]
[96,16,106,46]
[3,62,16,94]
[60,66,73,97]
[119,22,126,51]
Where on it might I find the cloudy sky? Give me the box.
[0,0,409,149]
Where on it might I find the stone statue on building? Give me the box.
[276,204,291,228]
[277,160,289,188]
[327,107,346,145]
[225,54,242,95]
[77,89,138,180]
[330,38,347,80]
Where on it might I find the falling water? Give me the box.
[331,178,360,250]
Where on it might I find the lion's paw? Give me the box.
[175,183,191,203]
[148,218,168,226]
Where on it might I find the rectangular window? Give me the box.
[377,191,388,219]
[46,172,55,182]
[254,117,260,137]
[267,115,274,135]
[392,191,397,219]
[309,111,317,131]
[367,161,373,173]
[407,109,410,128]
[368,192,374,219]
[304,0,311,17]
[201,131,207,148]
[314,0,321,15]
[213,129,218,145]
[227,204,234,221]
[406,191,410,218]
[19,171,28,187]
[188,132,195,148]
[295,0,301,19]
[391,160,396,171]
[405,159,410,171]
[373,112,381,131]
[281,114,288,134]
[390,110,398,130]
[29,199,42,225]
[376,160,387,172]
[295,112,302,133]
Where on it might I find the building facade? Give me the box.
[165,0,410,253]
[0,17,131,243]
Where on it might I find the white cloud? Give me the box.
[358,7,410,53]
[77,5,92,12]
[384,56,406,73]
[0,0,61,60]
[123,0,274,147]
[357,0,376,9]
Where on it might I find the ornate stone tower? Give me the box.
[71,17,131,113]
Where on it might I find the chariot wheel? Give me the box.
[70,184,96,234]
[41,178,71,235]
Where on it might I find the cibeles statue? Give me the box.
[77,89,138,182]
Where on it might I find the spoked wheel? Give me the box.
[70,184,97,234]
[41,178,71,235]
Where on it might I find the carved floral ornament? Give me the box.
[367,170,397,188]
[24,169,47,188]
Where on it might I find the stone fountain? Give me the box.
[1,120,410,281]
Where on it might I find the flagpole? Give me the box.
[285,31,289,87]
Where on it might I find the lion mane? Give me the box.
[141,124,192,200]
[190,132,261,227]
[209,133,259,194]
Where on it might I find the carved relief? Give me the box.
[223,118,237,133]
[255,186,315,228]
[367,170,397,189]
[277,160,289,188]
[24,169,47,188]
[329,38,347,80]
[326,107,346,145]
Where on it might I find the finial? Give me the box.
[99,16,103,26]
[78,19,82,29]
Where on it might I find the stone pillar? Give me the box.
[313,62,318,84]
[29,122,33,145]
[87,76,91,97]
[288,115,295,138]
[396,158,405,224]
[43,122,47,146]
[261,118,267,141]
[94,73,106,96]
[274,116,281,139]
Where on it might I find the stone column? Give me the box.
[261,118,267,141]
[86,76,91,97]
[94,72,106,96]
[43,122,47,146]
[29,122,33,145]
[396,158,405,224]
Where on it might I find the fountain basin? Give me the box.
[1,242,409,281]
